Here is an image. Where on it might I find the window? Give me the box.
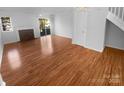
[1,17,13,31]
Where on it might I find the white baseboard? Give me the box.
[85,46,104,53]
[55,33,72,39]
[72,40,104,53]
[105,44,124,51]
[0,81,6,86]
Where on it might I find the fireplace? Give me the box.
[18,29,35,41]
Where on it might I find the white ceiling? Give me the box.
[0,7,74,14]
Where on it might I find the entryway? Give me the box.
[39,18,51,36]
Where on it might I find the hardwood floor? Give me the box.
[1,35,124,86]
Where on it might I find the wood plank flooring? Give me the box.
[1,35,124,86]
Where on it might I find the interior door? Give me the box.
[72,8,87,47]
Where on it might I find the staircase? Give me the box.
[107,7,124,31]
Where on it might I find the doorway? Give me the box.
[39,18,51,36]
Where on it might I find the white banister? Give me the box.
[107,7,124,31]
[119,7,123,19]
[108,7,112,12]
[113,7,116,15]
[115,7,118,16]
[118,7,121,18]
[122,8,124,21]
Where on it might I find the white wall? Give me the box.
[0,21,5,86]
[54,12,74,38]
[0,7,109,52]
[0,23,3,65]
[105,20,124,50]
[0,7,73,44]
[72,7,108,52]
[85,8,108,52]
[0,11,41,44]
